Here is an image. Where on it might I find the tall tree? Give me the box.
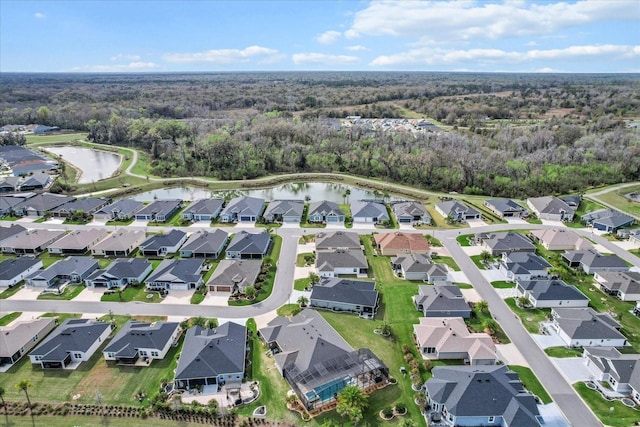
[336,385,368,426]
[0,386,8,425]
[16,379,33,417]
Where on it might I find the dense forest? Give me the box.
[1,72,639,197]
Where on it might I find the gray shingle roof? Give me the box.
[0,257,41,281]
[145,259,203,285]
[19,172,51,188]
[392,253,432,273]
[140,229,187,251]
[310,278,378,308]
[206,259,261,293]
[0,224,27,243]
[27,256,98,283]
[596,271,640,295]
[414,283,471,314]
[528,196,575,215]
[518,279,589,302]
[14,193,75,213]
[316,249,367,271]
[315,231,360,250]
[350,200,389,220]
[308,200,344,218]
[482,232,536,253]
[502,252,552,273]
[182,199,224,216]
[392,201,429,219]
[30,318,111,362]
[263,200,304,218]
[94,198,143,217]
[436,200,480,217]
[104,321,180,358]
[485,199,526,215]
[91,229,145,252]
[221,196,265,218]
[581,209,634,229]
[174,322,247,381]
[553,307,626,341]
[136,199,182,217]
[425,365,540,426]
[86,258,151,282]
[48,229,108,250]
[180,229,228,254]
[226,231,270,255]
[563,249,629,270]
[52,197,109,214]
[5,229,66,250]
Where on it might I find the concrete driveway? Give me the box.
[190,221,211,228]
[467,219,489,228]
[537,403,570,427]
[73,287,104,302]
[531,330,566,349]
[506,218,528,225]
[481,269,506,282]
[201,292,230,306]
[460,288,482,303]
[551,357,592,384]
[448,271,470,283]
[43,218,65,224]
[496,343,530,367]
[8,286,41,300]
[351,223,376,230]
[161,290,194,304]
[461,245,484,256]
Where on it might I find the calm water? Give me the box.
[131,182,400,203]
[44,146,122,184]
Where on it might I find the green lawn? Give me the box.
[470,254,491,269]
[565,199,606,229]
[296,252,315,267]
[0,312,22,326]
[464,200,507,224]
[544,347,584,358]
[25,132,88,144]
[456,234,474,246]
[594,185,640,217]
[491,281,515,289]
[38,252,62,268]
[190,287,205,304]
[0,284,24,300]
[40,313,82,322]
[0,415,214,427]
[453,282,473,289]
[106,218,134,226]
[507,365,552,404]
[37,285,85,301]
[435,256,461,271]
[504,298,549,334]
[100,286,162,303]
[526,217,543,224]
[276,304,302,317]
[467,305,511,344]
[294,277,310,291]
[574,382,640,427]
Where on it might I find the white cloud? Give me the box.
[345,45,369,52]
[72,62,159,72]
[110,54,141,62]
[536,67,557,73]
[163,46,280,64]
[292,53,359,65]
[370,44,640,67]
[347,0,635,42]
[34,12,45,19]
[316,30,341,44]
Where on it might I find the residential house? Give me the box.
[617,228,640,241]
[315,231,361,250]
[0,224,28,247]
[0,257,42,287]
[263,199,304,223]
[310,278,378,315]
[50,197,110,218]
[550,307,628,348]
[0,176,20,193]
[13,193,75,217]
[258,309,388,411]
[91,229,146,256]
[47,229,109,255]
[562,249,629,274]
[633,365,640,404]
[18,172,52,191]
[103,321,181,365]
[413,317,497,365]
[26,256,98,293]
[85,258,152,289]
[425,264,450,283]
[526,196,575,221]
[529,229,593,251]
[29,319,112,369]
[0,318,56,368]
[391,200,431,225]
[594,271,640,301]
[424,365,541,427]
[350,200,389,224]
[413,284,472,318]
[174,322,248,390]
[499,252,552,282]
[0,194,27,216]
[92,198,143,222]
[561,195,582,208]
[583,347,640,395]
[635,301,640,318]
[581,209,635,232]
[225,231,270,259]
[180,229,229,258]
[219,196,265,223]
[435,200,481,222]
[477,232,536,255]
[516,279,590,308]
[374,232,430,256]
[206,259,261,294]
[392,253,433,281]
[180,199,224,222]
[145,259,204,291]
[134,199,182,222]
[307,200,345,223]
[2,229,65,254]
[316,248,368,278]
[483,199,527,218]
[139,229,188,257]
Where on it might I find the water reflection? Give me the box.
[44,146,121,184]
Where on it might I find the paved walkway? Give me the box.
[461,245,484,256]
[495,287,519,299]
[551,357,592,384]
[496,343,530,367]
[460,288,482,303]
[531,330,566,349]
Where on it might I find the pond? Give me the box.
[130,182,401,203]
[43,146,122,184]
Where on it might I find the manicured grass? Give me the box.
[229,234,282,306]
[425,234,442,247]
[100,286,162,303]
[453,282,473,289]
[301,221,326,228]
[435,255,460,271]
[464,199,507,224]
[0,415,212,427]
[40,312,82,322]
[37,285,85,301]
[190,287,205,304]
[565,199,606,229]
[574,382,640,427]
[544,346,584,358]
[504,297,550,334]
[527,217,543,224]
[106,218,134,225]
[0,311,22,326]
[491,280,515,289]
[294,277,310,291]
[456,233,473,246]
[26,132,88,144]
[0,284,24,299]
[296,252,315,267]
[276,304,302,317]
[38,251,63,268]
[467,305,511,344]
[507,365,552,404]
[594,185,640,217]
[470,254,489,269]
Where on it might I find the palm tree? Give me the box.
[0,386,8,425]
[308,272,320,286]
[16,379,33,416]
[480,250,492,264]
[345,189,351,204]
[475,300,489,314]
[377,321,391,336]
[483,319,499,335]
[336,385,368,426]
[297,296,309,307]
[517,296,532,308]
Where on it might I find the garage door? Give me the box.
[398,218,411,223]
[283,216,299,223]
[327,216,338,222]
[240,216,252,222]
[211,285,232,292]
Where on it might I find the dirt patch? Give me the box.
[74,359,124,401]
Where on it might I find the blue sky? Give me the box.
[1,0,638,73]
